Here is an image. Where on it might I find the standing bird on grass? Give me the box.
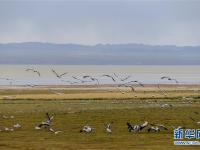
[80,125,94,133]
[13,123,22,129]
[105,122,113,133]
[35,113,54,130]
[127,121,148,132]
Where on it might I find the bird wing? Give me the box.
[38,123,49,127]
[26,68,34,72]
[49,128,55,132]
[113,73,119,78]
[92,78,99,84]
[102,75,115,82]
[128,86,135,92]
[121,75,131,81]
[83,75,91,79]
[137,81,144,87]
[157,124,168,130]
[161,76,170,80]
[59,72,68,77]
[46,113,51,121]
[127,122,134,129]
[172,79,179,83]
[35,71,41,76]
[52,69,59,77]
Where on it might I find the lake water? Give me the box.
[0,65,200,85]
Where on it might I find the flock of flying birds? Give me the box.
[1,112,199,134]
[0,68,180,95]
[0,68,189,134]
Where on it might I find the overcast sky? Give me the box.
[0,0,200,46]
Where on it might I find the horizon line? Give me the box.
[0,41,200,47]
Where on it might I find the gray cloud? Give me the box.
[0,0,200,46]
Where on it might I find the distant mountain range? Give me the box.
[0,42,200,65]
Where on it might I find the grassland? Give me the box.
[0,85,200,150]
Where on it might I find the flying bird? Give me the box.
[114,73,131,81]
[161,76,179,83]
[0,77,15,85]
[83,75,99,84]
[102,74,116,82]
[0,77,14,81]
[124,80,144,87]
[25,84,37,88]
[51,69,68,78]
[25,68,41,77]
[61,80,79,84]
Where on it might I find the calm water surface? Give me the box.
[0,65,200,85]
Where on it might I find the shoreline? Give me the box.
[0,83,200,89]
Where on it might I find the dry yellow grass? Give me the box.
[0,85,199,150]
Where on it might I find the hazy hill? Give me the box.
[0,42,199,65]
